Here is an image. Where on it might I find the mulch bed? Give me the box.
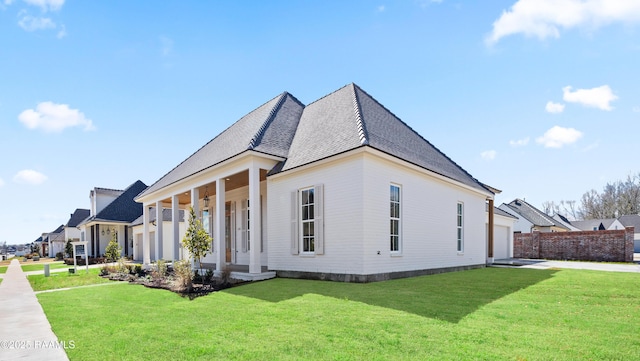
[101,268,246,299]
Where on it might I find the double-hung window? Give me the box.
[301,188,315,253]
[457,202,464,252]
[390,184,401,253]
[291,185,324,255]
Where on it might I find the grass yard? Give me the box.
[21,261,69,272]
[29,268,112,291]
[0,266,6,274]
[37,267,640,360]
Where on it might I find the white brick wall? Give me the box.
[268,150,491,276]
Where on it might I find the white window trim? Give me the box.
[457,201,464,254]
[390,183,402,255]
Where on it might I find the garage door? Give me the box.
[494,225,510,259]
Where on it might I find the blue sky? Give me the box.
[1,0,639,245]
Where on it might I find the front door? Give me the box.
[225,201,234,263]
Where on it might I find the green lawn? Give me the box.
[37,268,640,360]
[0,266,6,274]
[21,261,69,272]
[28,268,112,291]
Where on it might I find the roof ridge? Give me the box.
[248,92,289,149]
[305,83,353,108]
[352,83,492,195]
[137,92,289,198]
[351,84,369,145]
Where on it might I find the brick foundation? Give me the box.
[514,227,634,262]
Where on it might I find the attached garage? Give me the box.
[491,207,518,260]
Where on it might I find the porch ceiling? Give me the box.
[165,169,268,205]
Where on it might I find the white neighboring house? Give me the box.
[47,208,90,258]
[134,83,499,281]
[570,218,625,231]
[77,181,147,258]
[614,215,640,253]
[499,199,569,233]
[130,208,186,262]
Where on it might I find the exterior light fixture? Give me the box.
[203,186,210,208]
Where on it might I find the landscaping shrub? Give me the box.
[55,252,64,261]
[116,257,128,274]
[152,259,168,280]
[173,259,192,292]
[204,269,214,282]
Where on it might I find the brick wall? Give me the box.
[513,227,635,262]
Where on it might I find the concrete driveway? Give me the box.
[494,258,640,273]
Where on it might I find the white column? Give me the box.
[172,195,180,261]
[191,188,200,216]
[249,164,262,274]
[156,201,163,261]
[189,188,200,265]
[117,226,124,258]
[143,205,150,266]
[215,178,226,270]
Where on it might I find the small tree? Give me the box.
[65,239,74,258]
[181,207,212,278]
[105,232,122,263]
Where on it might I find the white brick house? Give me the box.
[135,83,497,281]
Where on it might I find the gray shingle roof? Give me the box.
[82,180,147,224]
[140,83,491,199]
[571,219,617,231]
[280,84,488,192]
[504,199,568,229]
[138,93,304,198]
[66,209,90,228]
[618,214,640,231]
[494,207,518,219]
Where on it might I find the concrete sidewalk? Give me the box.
[493,258,640,273]
[0,260,69,361]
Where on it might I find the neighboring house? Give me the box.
[570,218,625,231]
[32,235,49,257]
[130,208,186,262]
[551,214,581,231]
[499,199,569,233]
[46,225,66,258]
[48,208,90,258]
[78,180,147,258]
[617,215,640,252]
[135,83,498,281]
[492,207,518,259]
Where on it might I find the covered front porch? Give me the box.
[138,155,278,276]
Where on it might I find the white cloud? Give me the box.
[486,0,640,45]
[13,169,47,185]
[18,101,96,132]
[562,85,618,111]
[18,14,55,31]
[23,0,64,12]
[545,101,565,113]
[509,137,530,147]
[481,150,497,160]
[536,125,583,148]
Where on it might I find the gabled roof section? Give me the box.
[494,207,518,219]
[138,92,304,198]
[618,214,640,230]
[278,83,490,194]
[85,180,147,223]
[571,219,617,231]
[66,209,90,228]
[504,198,567,229]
